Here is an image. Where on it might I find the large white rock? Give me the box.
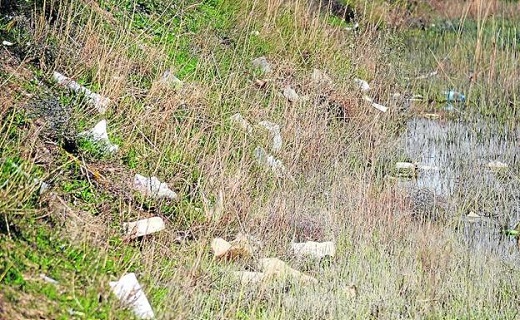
[123,217,165,238]
[53,71,110,113]
[78,119,119,153]
[134,174,178,200]
[109,273,154,319]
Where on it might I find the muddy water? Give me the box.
[400,116,520,262]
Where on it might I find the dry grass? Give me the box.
[1,0,520,319]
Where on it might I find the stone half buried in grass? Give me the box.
[283,86,299,102]
[109,273,154,319]
[123,217,165,239]
[258,121,282,152]
[362,95,388,113]
[160,70,183,89]
[395,162,416,177]
[354,78,370,92]
[291,241,335,259]
[258,258,318,284]
[53,71,110,114]
[78,119,119,153]
[251,56,272,73]
[444,90,465,103]
[311,68,332,86]
[230,113,253,133]
[253,147,287,177]
[487,160,508,170]
[211,233,254,260]
[133,174,178,200]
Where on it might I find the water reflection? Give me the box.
[401,117,520,262]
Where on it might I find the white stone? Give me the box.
[53,71,109,113]
[134,174,178,200]
[78,120,119,153]
[487,161,508,169]
[254,147,286,177]
[354,78,370,91]
[363,95,387,112]
[160,70,183,88]
[311,69,332,85]
[2,40,14,46]
[233,271,265,285]
[395,162,416,170]
[258,121,282,152]
[252,56,272,73]
[283,86,299,102]
[124,217,165,238]
[291,241,335,259]
[109,273,155,319]
[230,113,253,133]
[39,273,58,284]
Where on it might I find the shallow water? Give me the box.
[400,115,520,262]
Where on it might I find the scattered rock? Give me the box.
[123,217,165,239]
[416,71,437,79]
[363,95,387,112]
[254,79,267,88]
[395,162,416,170]
[253,147,287,177]
[252,56,272,73]
[133,174,178,200]
[78,119,119,153]
[202,189,224,221]
[258,257,318,284]
[53,71,110,113]
[311,69,332,85]
[39,273,58,284]
[230,113,253,133]
[160,70,183,89]
[211,233,254,260]
[465,211,482,223]
[487,160,508,170]
[258,121,282,152]
[109,273,155,319]
[291,241,335,259]
[283,86,299,102]
[444,90,465,103]
[354,78,370,91]
[233,271,266,285]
